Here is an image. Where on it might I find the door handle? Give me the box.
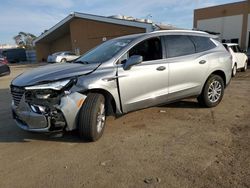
[199,60,206,64]
[156,66,166,71]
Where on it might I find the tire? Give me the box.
[78,93,106,141]
[241,61,248,72]
[197,74,224,108]
[232,64,237,77]
[61,58,66,63]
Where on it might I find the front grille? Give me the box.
[10,85,25,106]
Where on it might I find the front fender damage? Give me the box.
[58,92,86,131]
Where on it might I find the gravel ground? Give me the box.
[0,64,249,188]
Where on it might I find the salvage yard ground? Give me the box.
[0,64,249,188]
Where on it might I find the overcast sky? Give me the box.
[0,0,242,44]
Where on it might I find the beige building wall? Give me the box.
[69,18,145,54]
[197,15,243,43]
[194,1,250,49]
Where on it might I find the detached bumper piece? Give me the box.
[12,108,51,132]
[12,100,66,132]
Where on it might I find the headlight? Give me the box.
[25,79,71,90]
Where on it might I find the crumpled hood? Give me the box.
[12,62,100,86]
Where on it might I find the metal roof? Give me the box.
[34,12,154,44]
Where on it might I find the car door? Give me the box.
[62,52,70,61]
[117,37,169,113]
[67,52,78,61]
[164,35,214,101]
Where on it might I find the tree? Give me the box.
[13,32,37,49]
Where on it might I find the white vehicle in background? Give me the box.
[47,51,79,63]
[223,43,248,77]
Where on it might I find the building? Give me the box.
[194,0,250,50]
[34,12,176,62]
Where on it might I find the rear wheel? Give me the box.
[78,93,106,141]
[232,64,237,77]
[241,61,248,72]
[197,74,224,108]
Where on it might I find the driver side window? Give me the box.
[128,37,162,62]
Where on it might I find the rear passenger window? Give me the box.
[189,36,216,53]
[67,52,76,55]
[164,35,195,58]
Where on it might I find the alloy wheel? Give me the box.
[96,102,105,133]
[208,80,222,103]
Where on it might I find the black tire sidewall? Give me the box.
[61,58,66,63]
[232,64,237,77]
[78,93,106,141]
[203,75,224,107]
[244,62,247,72]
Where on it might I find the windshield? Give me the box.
[75,38,132,64]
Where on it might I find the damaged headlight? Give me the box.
[24,78,76,102]
[25,79,71,91]
[32,89,57,99]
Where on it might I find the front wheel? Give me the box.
[78,93,106,141]
[241,61,248,72]
[232,64,237,77]
[197,75,224,108]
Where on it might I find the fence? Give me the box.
[25,50,36,62]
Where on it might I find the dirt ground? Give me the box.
[0,64,249,188]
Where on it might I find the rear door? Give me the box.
[164,35,216,101]
[117,37,169,113]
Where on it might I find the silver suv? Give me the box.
[11,30,232,141]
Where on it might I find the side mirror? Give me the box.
[123,55,143,70]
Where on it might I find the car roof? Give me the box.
[53,51,71,54]
[223,43,239,47]
[115,30,217,40]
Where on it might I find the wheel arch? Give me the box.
[61,58,67,62]
[207,70,226,86]
[200,70,226,95]
[81,89,116,116]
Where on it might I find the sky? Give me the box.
[0,0,243,44]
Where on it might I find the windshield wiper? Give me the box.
[74,60,89,64]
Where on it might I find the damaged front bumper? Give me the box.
[11,92,86,132]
